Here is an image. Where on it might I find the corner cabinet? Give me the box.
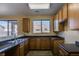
[53,14,59,32]
[51,37,64,55]
[22,18,30,33]
[63,4,68,21]
[53,3,68,32]
[68,4,79,30]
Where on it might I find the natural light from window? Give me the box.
[32,19,50,33]
[0,20,18,37]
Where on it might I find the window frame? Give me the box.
[32,19,51,34]
[0,20,17,36]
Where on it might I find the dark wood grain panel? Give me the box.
[22,18,30,33]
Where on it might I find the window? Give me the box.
[0,20,17,37]
[42,20,50,33]
[0,21,8,37]
[54,19,59,31]
[32,19,50,33]
[33,20,41,33]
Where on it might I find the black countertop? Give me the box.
[59,44,79,53]
[51,36,64,40]
[0,37,28,53]
[0,34,64,53]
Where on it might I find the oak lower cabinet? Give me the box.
[17,38,29,56]
[19,38,29,56]
[29,37,36,49]
[24,38,29,55]
[59,44,79,56]
[5,45,20,56]
[51,37,64,55]
[36,38,41,49]
[59,47,69,56]
[53,40,64,55]
[29,37,51,50]
[4,38,29,56]
[40,37,50,50]
[4,44,23,56]
[19,42,25,56]
[29,37,41,50]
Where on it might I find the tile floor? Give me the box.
[27,51,53,56]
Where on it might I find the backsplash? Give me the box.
[58,31,79,44]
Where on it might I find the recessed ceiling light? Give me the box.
[28,3,50,9]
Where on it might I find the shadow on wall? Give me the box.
[58,31,79,44]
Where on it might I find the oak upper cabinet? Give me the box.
[59,10,63,22]
[58,4,68,31]
[53,14,59,32]
[59,4,68,22]
[58,10,64,31]
[68,4,79,30]
[22,18,30,33]
[63,4,68,20]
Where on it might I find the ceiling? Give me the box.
[0,3,64,16]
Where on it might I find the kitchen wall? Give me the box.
[58,31,79,44]
[0,15,56,35]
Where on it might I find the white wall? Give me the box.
[58,31,79,44]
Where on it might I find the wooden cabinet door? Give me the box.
[59,10,63,22]
[59,47,69,56]
[29,37,36,49]
[59,22,65,31]
[53,40,64,55]
[68,4,79,30]
[36,38,41,49]
[54,14,59,32]
[5,45,20,56]
[22,18,30,33]
[19,42,24,56]
[24,38,29,55]
[40,37,50,49]
[50,38,54,49]
[63,4,68,20]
